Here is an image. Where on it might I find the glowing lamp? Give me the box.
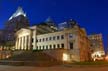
[63,53,69,61]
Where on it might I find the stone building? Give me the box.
[14,21,90,62]
[88,34,105,61]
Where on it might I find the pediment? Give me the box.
[16,28,31,36]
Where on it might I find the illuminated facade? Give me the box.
[88,34,104,52]
[14,22,90,62]
[88,34,105,61]
[0,6,101,62]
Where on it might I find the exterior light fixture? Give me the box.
[63,53,69,61]
[91,51,105,61]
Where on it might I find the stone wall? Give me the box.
[42,49,66,61]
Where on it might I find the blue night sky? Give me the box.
[0,0,108,51]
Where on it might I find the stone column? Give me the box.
[20,37,22,50]
[28,35,31,50]
[18,37,21,50]
[21,37,24,50]
[26,35,28,50]
[33,30,36,50]
[17,38,19,50]
[15,38,18,50]
[25,36,27,50]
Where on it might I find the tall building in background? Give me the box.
[58,19,79,31]
[88,33,105,61]
[6,6,29,31]
[4,6,30,44]
[88,34,104,51]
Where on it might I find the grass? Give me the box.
[71,61,108,65]
[63,61,108,67]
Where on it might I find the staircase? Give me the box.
[0,51,61,66]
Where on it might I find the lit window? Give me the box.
[69,34,73,38]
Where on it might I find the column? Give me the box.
[21,37,24,50]
[24,36,27,50]
[23,36,25,50]
[20,37,22,50]
[33,30,36,50]
[26,35,28,50]
[28,35,31,50]
[15,38,18,50]
[17,38,19,50]
[18,37,21,50]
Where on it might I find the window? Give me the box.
[36,39,38,42]
[61,35,64,39]
[53,36,56,40]
[46,38,48,41]
[43,38,44,42]
[69,34,73,38]
[57,36,60,40]
[39,39,41,42]
[49,37,52,40]
[32,38,33,42]
[61,43,64,48]
[57,44,60,48]
[53,44,56,49]
[70,43,73,49]
[46,45,48,49]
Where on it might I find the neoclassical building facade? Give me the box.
[14,24,90,62]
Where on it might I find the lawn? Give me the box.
[63,61,108,67]
[72,61,108,65]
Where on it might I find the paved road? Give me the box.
[0,65,108,71]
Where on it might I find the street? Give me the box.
[0,65,108,71]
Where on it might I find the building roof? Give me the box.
[9,6,26,20]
